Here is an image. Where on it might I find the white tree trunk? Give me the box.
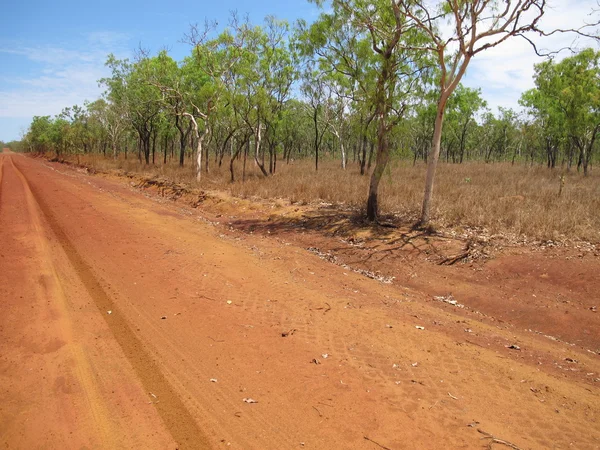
[196,138,203,182]
[331,128,346,169]
[420,100,446,225]
[254,122,262,167]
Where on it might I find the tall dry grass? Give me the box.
[77,153,600,242]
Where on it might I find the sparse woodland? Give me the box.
[10,1,600,240]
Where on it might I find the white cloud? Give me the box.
[0,32,131,139]
[462,0,600,114]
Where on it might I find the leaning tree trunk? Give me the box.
[420,54,470,226]
[420,99,447,225]
[366,121,391,221]
[254,123,269,177]
[184,113,209,182]
[366,57,394,222]
[332,128,346,169]
[195,128,210,182]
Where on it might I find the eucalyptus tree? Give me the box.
[26,116,53,154]
[87,98,127,160]
[224,16,298,177]
[300,67,352,170]
[522,49,600,175]
[388,0,600,224]
[324,81,352,169]
[145,51,194,167]
[301,69,330,171]
[409,89,436,163]
[443,85,486,163]
[102,55,162,165]
[84,100,110,156]
[299,7,378,175]
[279,98,313,163]
[49,117,70,160]
[179,15,288,181]
[307,0,429,221]
[58,104,93,161]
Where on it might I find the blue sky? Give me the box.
[0,0,320,141]
[1,0,598,141]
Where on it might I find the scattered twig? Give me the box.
[318,401,333,407]
[281,329,297,337]
[477,429,522,450]
[208,336,225,342]
[364,436,393,450]
[312,302,332,313]
[448,392,458,400]
[312,406,323,417]
[438,252,470,265]
[428,400,440,410]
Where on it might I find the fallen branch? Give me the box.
[364,436,392,450]
[477,429,522,450]
[438,252,470,265]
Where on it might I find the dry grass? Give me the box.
[75,153,600,242]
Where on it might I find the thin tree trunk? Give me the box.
[229,135,247,183]
[366,56,394,222]
[367,141,375,170]
[360,132,367,175]
[163,134,168,165]
[254,123,269,176]
[420,99,447,225]
[151,130,156,165]
[243,137,248,182]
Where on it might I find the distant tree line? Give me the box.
[16,1,600,223]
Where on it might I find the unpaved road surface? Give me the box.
[1,151,599,449]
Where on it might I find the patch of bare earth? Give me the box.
[1,153,598,449]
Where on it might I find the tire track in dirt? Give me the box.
[13,155,600,449]
[6,155,117,447]
[15,159,308,449]
[10,156,211,449]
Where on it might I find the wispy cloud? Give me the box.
[462,0,598,115]
[0,31,131,127]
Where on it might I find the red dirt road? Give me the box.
[1,151,599,449]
